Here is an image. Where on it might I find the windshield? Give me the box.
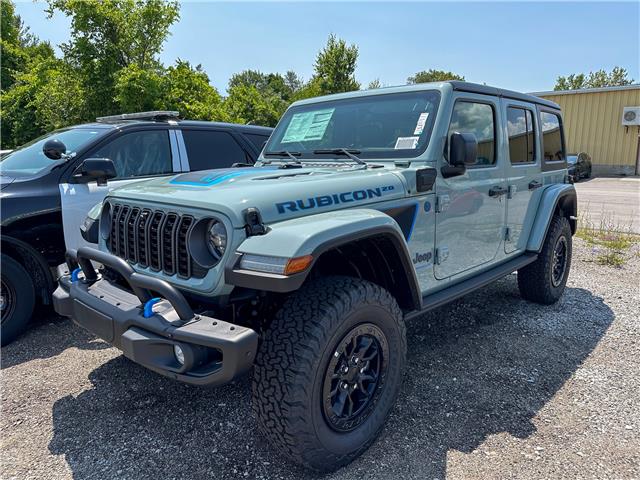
[567,155,578,165]
[0,127,107,178]
[265,90,440,160]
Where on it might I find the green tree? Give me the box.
[46,0,180,115]
[229,69,294,102]
[160,60,226,121]
[311,34,360,95]
[283,70,303,95]
[407,69,465,84]
[1,0,52,91]
[554,67,634,90]
[367,78,382,89]
[1,0,66,147]
[224,83,282,127]
[1,58,84,147]
[114,63,164,112]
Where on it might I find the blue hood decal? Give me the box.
[169,167,277,187]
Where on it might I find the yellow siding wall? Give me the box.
[539,88,640,175]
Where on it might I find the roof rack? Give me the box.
[96,111,180,123]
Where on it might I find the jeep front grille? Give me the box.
[107,204,207,279]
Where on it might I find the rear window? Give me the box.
[244,133,270,152]
[507,107,536,164]
[540,112,564,162]
[182,130,248,170]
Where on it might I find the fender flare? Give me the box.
[1,235,56,303]
[225,209,422,309]
[526,184,577,253]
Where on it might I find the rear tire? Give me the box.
[1,254,35,346]
[517,215,572,304]
[252,276,406,471]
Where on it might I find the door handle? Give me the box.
[528,180,542,190]
[488,186,507,197]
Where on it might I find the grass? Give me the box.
[576,207,639,267]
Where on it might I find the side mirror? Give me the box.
[450,132,477,166]
[71,158,117,186]
[442,132,477,178]
[43,138,67,160]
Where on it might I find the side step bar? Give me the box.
[406,253,537,320]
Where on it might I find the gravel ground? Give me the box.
[2,238,639,480]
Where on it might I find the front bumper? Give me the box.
[53,247,258,386]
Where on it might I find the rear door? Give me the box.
[503,101,542,253]
[60,128,181,251]
[434,94,507,279]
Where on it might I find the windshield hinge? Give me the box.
[244,208,266,236]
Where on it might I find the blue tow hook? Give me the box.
[143,297,163,318]
[71,267,82,283]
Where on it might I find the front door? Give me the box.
[434,95,506,279]
[503,101,542,253]
[60,129,181,251]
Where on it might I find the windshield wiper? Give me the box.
[313,148,366,165]
[263,150,302,164]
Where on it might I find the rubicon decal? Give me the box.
[276,186,395,214]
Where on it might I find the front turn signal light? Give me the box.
[284,255,314,275]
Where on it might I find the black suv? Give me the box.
[0,111,272,345]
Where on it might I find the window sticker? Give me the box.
[413,112,429,135]
[281,108,335,143]
[394,136,420,149]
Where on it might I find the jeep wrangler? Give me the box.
[54,81,576,471]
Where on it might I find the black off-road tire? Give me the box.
[252,276,406,472]
[1,254,36,346]
[518,215,572,304]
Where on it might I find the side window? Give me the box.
[540,112,564,162]
[507,107,536,163]
[182,130,248,171]
[93,130,172,179]
[449,101,495,166]
[244,133,270,152]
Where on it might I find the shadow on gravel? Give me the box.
[1,314,110,370]
[48,277,613,480]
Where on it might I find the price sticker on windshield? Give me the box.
[282,108,335,143]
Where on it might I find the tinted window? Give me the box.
[507,107,536,164]
[266,91,441,159]
[449,101,495,166]
[93,130,172,179]
[540,112,564,161]
[244,133,270,152]
[183,130,247,170]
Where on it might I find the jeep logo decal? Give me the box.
[275,186,394,214]
[413,251,432,265]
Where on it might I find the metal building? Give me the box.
[533,84,640,176]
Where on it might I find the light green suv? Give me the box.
[54,81,577,471]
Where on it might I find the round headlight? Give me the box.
[207,220,227,259]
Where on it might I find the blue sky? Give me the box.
[15,1,640,94]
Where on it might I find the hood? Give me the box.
[107,165,408,227]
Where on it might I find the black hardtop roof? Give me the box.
[448,81,561,110]
[70,120,273,134]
